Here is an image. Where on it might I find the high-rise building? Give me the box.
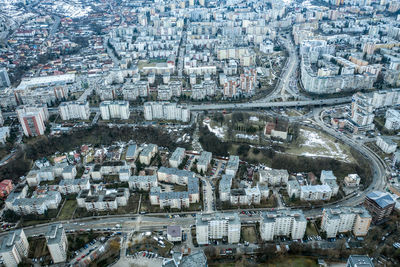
[0,69,11,88]
[45,224,68,263]
[100,101,130,120]
[196,213,241,244]
[321,207,371,238]
[0,109,4,126]
[346,255,374,267]
[16,105,49,137]
[144,102,190,122]
[0,229,29,267]
[260,209,307,241]
[59,101,90,120]
[364,191,395,223]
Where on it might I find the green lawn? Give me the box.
[306,222,318,236]
[241,226,257,243]
[57,199,77,221]
[266,256,318,267]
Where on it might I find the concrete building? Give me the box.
[300,185,332,201]
[385,109,400,130]
[0,127,10,144]
[259,169,289,186]
[364,191,395,223]
[169,147,186,168]
[58,179,90,194]
[77,188,129,211]
[260,209,307,241]
[10,191,62,215]
[197,151,212,173]
[344,174,361,187]
[16,105,49,137]
[100,101,130,120]
[346,255,374,267]
[0,229,29,267]
[62,165,77,179]
[45,224,68,263]
[167,226,182,242]
[139,144,158,165]
[179,251,207,267]
[287,179,301,198]
[59,101,90,120]
[225,156,239,176]
[376,136,397,154]
[128,175,158,191]
[0,68,10,88]
[144,102,190,122]
[125,143,138,161]
[321,207,372,238]
[196,213,241,244]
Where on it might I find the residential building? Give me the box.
[139,144,158,165]
[77,188,129,211]
[225,156,239,176]
[58,179,90,194]
[0,68,10,88]
[169,147,186,168]
[320,170,339,195]
[321,207,372,238]
[128,175,158,191]
[125,143,138,161]
[5,184,28,210]
[144,102,190,122]
[118,167,131,181]
[196,213,241,245]
[167,226,182,242]
[62,165,77,179]
[376,136,398,154]
[179,251,208,267]
[0,127,10,144]
[260,209,307,241]
[364,191,395,223]
[346,255,374,267]
[59,101,90,120]
[0,110,3,126]
[219,175,233,202]
[100,101,130,120]
[10,191,62,215]
[16,105,49,137]
[0,229,29,267]
[197,151,212,173]
[385,109,400,130]
[0,180,13,198]
[300,185,332,201]
[45,224,68,263]
[287,179,301,198]
[259,169,289,186]
[344,174,361,187]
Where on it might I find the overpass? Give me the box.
[188,97,351,111]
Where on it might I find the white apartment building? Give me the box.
[16,105,49,137]
[62,165,77,179]
[260,210,307,241]
[0,229,29,267]
[59,101,90,120]
[169,147,186,168]
[320,170,339,195]
[321,207,372,238]
[128,175,158,190]
[77,188,130,211]
[100,101,130,120]
[139,144,158,165]
[300,185,332,201]
[10,191,62,215]
[196,213,241,245]
[225,155,239,176]
[287,180,301,198]
[385,109,400,130]
[58,179,90,194]
[344,174,361,187]
[259,169,289,186]
[376,136,398,154]
[144,102,190,122]
[197,151,212,173]
[0,127,10,144]
[46,224,68,263]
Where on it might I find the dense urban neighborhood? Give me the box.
[0,0,399,266]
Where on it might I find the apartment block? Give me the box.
[197,151,212,173]
[100,100,130,120]
[196,213,241,245]
[376,136,397,154]
[11,191,61,215]
[321,207,372,238]
[77,188,129,211]
[260,209,307,241]
[46,224,68,263]
[300,185,332,201]
[0,229,29,267]
[144,102,190,122]
[169,147,186,168]
[225,155,239,176]
[59,101,90,120]
[58,178,90,194]
[385,109,400,130]
[364,191,395,223]
[259,169,289,186]
[139,144,158,165]
[16,105,49,136]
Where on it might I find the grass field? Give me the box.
[209,256,319,267]
[306,222,318,236]
[241,226,257,243]
[58,199,77,221]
